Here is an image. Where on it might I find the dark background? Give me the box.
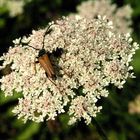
[0,0,140,140]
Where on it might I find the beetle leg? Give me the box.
[61,69,73,78]
[33,62,37,75]
[48,77,62,94]
[32,58,39,75]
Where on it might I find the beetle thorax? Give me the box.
[38,49,47,57]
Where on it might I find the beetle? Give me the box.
[27,24,56,79]
[37,49,55,78]
[26,24,63,92]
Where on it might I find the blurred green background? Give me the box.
[0,0,140,140]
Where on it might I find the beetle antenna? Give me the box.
[42,23,54,49]
[28,45,40,51]
[17,37,40,51]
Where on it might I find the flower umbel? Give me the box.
[0,16,139,124]
[74,0,132,33]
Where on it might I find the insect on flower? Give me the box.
[27,24,56,80]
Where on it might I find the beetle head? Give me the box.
[38,49,47,57]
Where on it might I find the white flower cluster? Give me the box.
[0,0,31,17]
[0,15,139,124]
[73,0,132,33]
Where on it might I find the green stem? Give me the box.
[92,118,109,140]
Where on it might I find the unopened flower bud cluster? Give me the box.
[0,15,139,124]
[72,0,132,33]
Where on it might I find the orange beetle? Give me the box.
[28,24,56,79]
